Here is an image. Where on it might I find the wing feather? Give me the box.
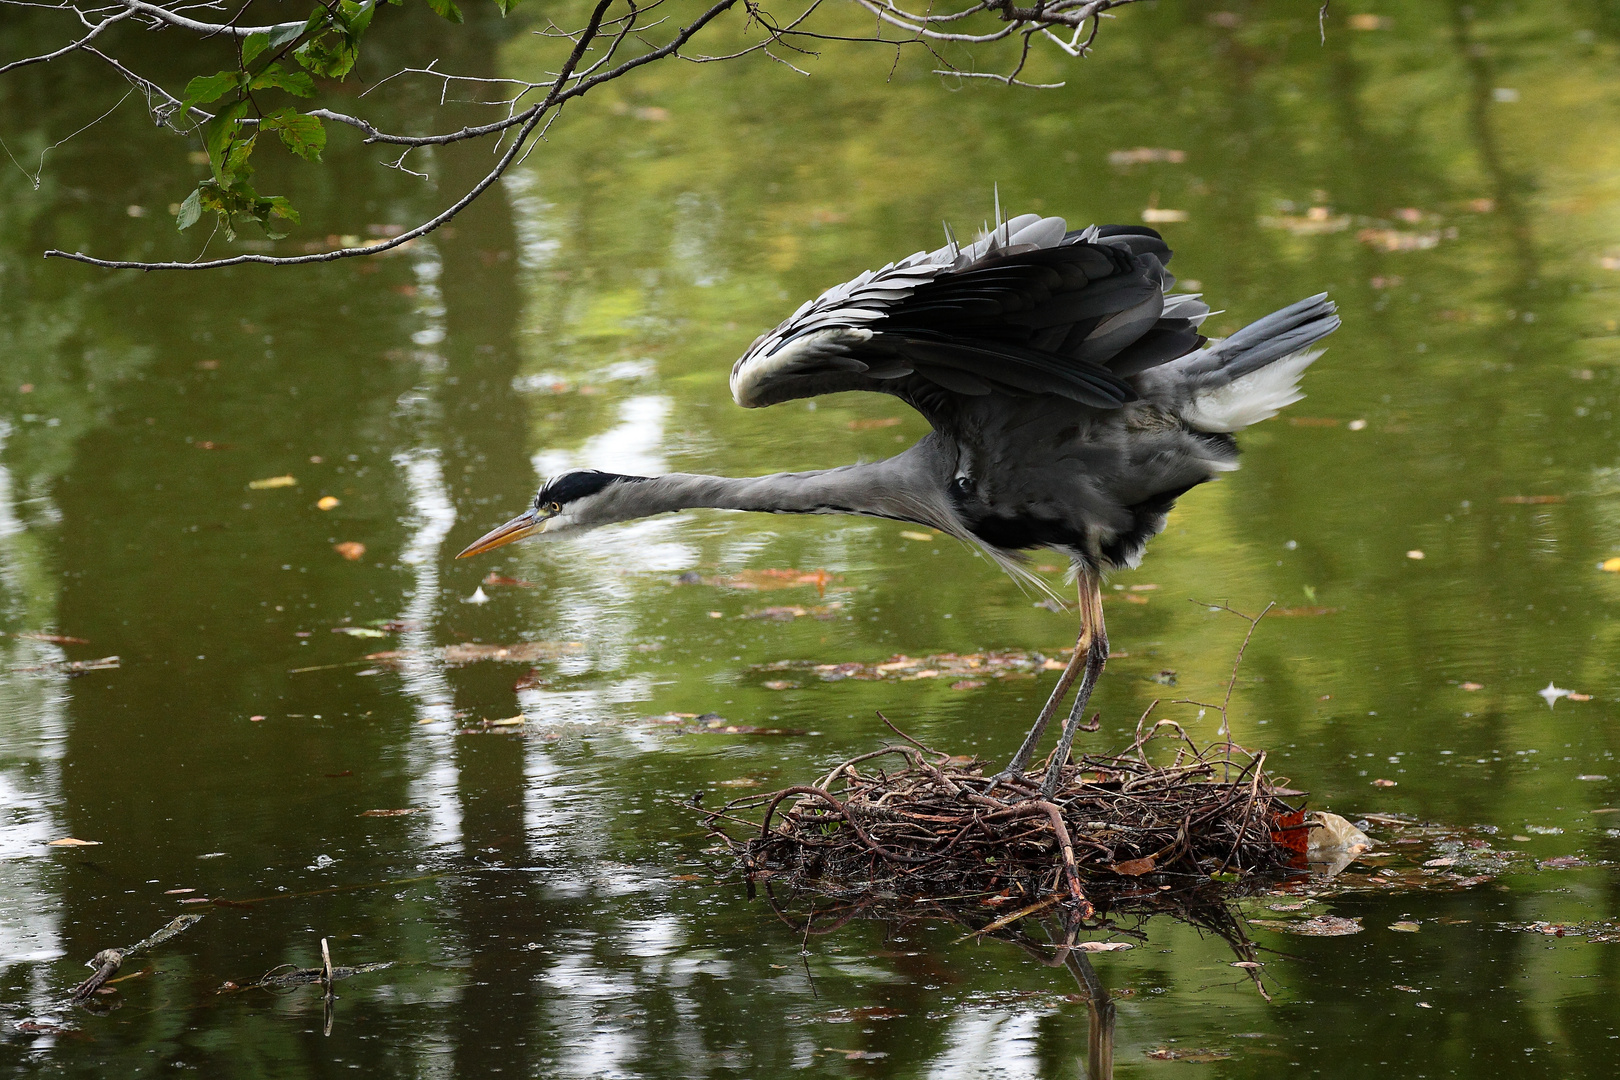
[730,211,1209,418]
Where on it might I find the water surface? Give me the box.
[1,2,1619,1075]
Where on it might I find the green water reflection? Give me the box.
[2,1,1619,1075]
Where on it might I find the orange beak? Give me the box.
[455,507,546,559]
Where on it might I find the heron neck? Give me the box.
[592,455,951,529]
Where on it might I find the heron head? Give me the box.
[455,469,641,558]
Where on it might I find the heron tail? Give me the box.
[1149,293,1340,433]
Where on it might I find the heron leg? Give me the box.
[993,572,1091,785]
[1040,569,1108,798]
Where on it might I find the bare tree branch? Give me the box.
[45,0,739,269]
[13,0,1148,270]
[112,0,288,37]
[0,5,133,77]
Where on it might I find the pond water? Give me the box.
[2,1,1619,1075]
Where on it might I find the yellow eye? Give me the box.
[548,501,561,513]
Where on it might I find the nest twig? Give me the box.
[700,715,1307,917]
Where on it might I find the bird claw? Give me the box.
[984,769,1036,799]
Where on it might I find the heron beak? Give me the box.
[455,508,547,559]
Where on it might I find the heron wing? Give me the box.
[729,215,1212,421]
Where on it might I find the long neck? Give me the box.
[587,453,953,531]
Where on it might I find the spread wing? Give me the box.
[729,214,1213,422]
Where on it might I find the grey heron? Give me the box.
[458,210,1339,796]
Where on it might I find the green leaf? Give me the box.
[295,34,359,79]
[224,132,257,183]
[242,32,270,69]
[182,71,242,109]
[201,99,251,184]
[175,187,202,232]
[250,65,317,98]
[339,0,376,36]
[261,195,301,226]
[492,0,522,13]
[245,21,309,73]
[263,109,326,162]
[427,0,464,23]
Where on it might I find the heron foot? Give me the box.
[983,768,1039,800]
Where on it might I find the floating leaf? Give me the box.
[899,530,934,542]
[441,641,584,665]
[47,838,101,847]
[1108,147,1185,166]
[483,573,537,588]
[316,496,340,510]
[333,541,366,561]
[763,603,842,621]
[1111,856,1156,876]
[1250,914,1362,937]
[1539,856,1588,869]
[1372,778,1398,787]
[1146,1048,1232,1062]
[1390,921,1421,932]
[847,417,902,430]
[1073,941,1132,952]
[13,632,89,645]
[248,475,297,490]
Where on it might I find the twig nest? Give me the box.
[701,727,1307,912]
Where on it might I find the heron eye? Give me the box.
[548,501,561,513]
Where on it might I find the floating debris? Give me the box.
[755,649,1070,685]
[675,568,841,594]
[1108,147,1186,166]
[482,573,538,588]
[71,915,204,1004]
[648,712,812,737]
[741,603,843,621]
[439,641,582,665]
[1249,914,1363,937]
[219,960,392,993]
[12,655,119,674]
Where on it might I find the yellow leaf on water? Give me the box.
[248,475,296,490]
[333,541,366,561]
[1601,557,1620,572]
[899,531,934,542]
[47,838,101,847]
[1390,921,1421,933]
[316,496,340,510]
